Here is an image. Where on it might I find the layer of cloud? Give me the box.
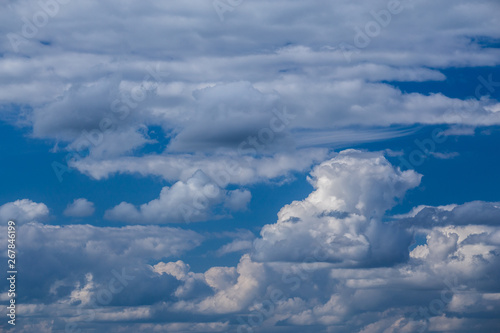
[1,0,500,331]
[3,151,500,332]
[1,0,500,186]
[137,151,500,332]
[72,149,329,185]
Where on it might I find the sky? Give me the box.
[1,0,500,332]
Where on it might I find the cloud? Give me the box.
[224,189,252,211]
[1,0,500,188]
[0,218,204,315]
[397,200,500,228]
[169,254,266,314]
[215,230,255,256]
[104,170,252,223]
[74,149,329,185]
[216,239,253,257]
[0,199,49,224]
[3,151,500,332]
[139,151,500,332]
[64,198,95,217]
[429,151,460,159]
[2,0,500,331]
[252,150,421,266]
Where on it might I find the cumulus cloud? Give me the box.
[64,198,95,217]
[398,201,500,227]
[252,150,421,266]
[0,199,49,223]
[2,0,500,331]
[3,151,500,332]
[0,219,205,324]
[136,151,500,332]
[104,170,252,223]
[1,0,500,187]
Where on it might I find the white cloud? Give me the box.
[216,239,253,256]
[252,150,421,265]
[64,198,95,217]
[4,151,500,332]
[0,219,205,322]
[224,189,252,211]
[392,204,457,219]
[104,170,252,223]
[139,151,500,332]
[153,260,190,280]
[397,201,500,227]
[0,199,49,224]
[72,149,329,185]
[2,0,500,331]
[1,0,500,188]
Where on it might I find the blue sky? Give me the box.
[1,0,500,332]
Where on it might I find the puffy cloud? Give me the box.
[138,152,500,332]
[64,198,95,217]
[1,0,500,187]
[104,170,251,223]
[398,201,500,227]
[152,260,210,299]
[153,260,190,280]
[0,218,205,333]
[0,199,49,223]
[2,0,500,330]
[3,152,500,332]
[224,189,252,211]
[252,150,421,266]
[171,254,266,314]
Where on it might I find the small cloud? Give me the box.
[392,204,457,219]
[216,240,253,256]
[430,152,459,159]
[224,189,251,211]
[384,149,404,157]
[485,103,500,113]
[442,126,475,136]
[64,198,95,217]
[0,199,49,223]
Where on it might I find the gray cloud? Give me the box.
[1,0,500,187]
[3,151,500,332]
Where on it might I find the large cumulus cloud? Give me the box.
[252,150,421,266]
[139,150,500,333]
[3,151,500,332]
